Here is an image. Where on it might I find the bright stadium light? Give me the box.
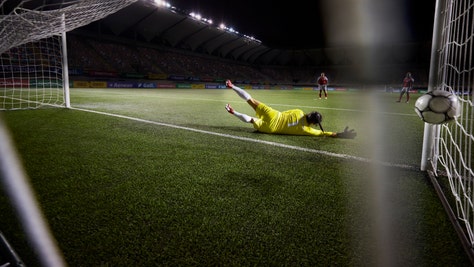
[189,12,202,20]
[188,12,213,24]
[244,35,260,43]
[167,2,259,43]
[153,0,170,8]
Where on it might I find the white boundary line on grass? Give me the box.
[72,107,418,170]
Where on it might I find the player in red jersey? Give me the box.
[317,72,329,99]
[397,72,414,103]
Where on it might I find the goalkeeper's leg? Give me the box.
[226,80,260,110]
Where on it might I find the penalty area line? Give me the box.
[72,107,416,170]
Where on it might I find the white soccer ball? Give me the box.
[414,90,460,124]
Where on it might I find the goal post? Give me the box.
[421,0,474,262]
[420,0,445,172]
[61,14,71,108]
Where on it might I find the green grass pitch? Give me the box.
[0,88,471,266]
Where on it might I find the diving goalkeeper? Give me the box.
[224,80,356,139]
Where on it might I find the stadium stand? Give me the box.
[67,30,429,88]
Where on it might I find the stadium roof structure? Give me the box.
[76,0,314,66]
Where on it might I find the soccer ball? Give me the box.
[414,90,460,124]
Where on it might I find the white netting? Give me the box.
[0,0,137,110]
[1,36,65,110]
[0,0,138,54]
[429,0,474,247]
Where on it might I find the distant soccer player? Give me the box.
[224,80,356,138]
[317,72,329,99]
[397,72,414,103]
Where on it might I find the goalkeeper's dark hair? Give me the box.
[306,111,324,132]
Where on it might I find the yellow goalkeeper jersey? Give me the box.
[251,103,334,136]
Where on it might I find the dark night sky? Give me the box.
[171,0,436,49]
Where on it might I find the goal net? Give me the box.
[421,0,474,259]
[0,0,138,110]
[1,35,67,110]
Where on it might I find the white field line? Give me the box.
[71,107,417,170]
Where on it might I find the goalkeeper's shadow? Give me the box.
[201,125,258,134]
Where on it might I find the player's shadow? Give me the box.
[187,124,322,140]
[179,122,269,135]
[203,124,329,137]
[196,124,258,134]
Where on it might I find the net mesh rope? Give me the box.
[0,0,137,54]
[0,0,137,110]
[432,0,474,246]
[1,36,65,109]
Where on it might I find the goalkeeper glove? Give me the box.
[336,126,357,139]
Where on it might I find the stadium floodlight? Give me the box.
[188,12,213,25]
[153,0,171,8]
[244,35,261,43]
[189,12,202,21]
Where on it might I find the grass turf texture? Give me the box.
[0,88,471,266]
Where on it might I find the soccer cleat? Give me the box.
[225,104,234,114]
[225,80,234,88]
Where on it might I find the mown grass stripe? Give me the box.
[71,107,417,170]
